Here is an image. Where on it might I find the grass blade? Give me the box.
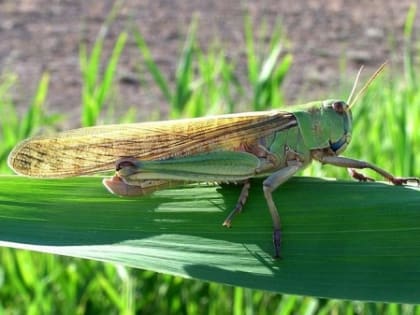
[97,32,128,108]
[403,3,417,91]
[133,29,173,104]
[173,19,197,117]
[19,72,50,139]
[244,15,258,85]
[0,175,419,303]
[79,25,127,126]
[0,73,59,173]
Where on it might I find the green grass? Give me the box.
[0,72,60,174]
[0,6,420,315]
[79,11,127,126]
[134,15,292,118]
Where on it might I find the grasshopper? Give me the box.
[8,64,419,257]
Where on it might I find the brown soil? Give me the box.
[0,0,418,126]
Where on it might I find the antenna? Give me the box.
[349,62,387,108]
[347,66,364,105]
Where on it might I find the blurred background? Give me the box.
[1,1,418,124]
[0,0,419,314]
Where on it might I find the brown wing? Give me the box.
[8,110,296,178]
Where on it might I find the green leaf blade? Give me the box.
[0,175,419,303]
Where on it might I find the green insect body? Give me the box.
[101,100,357,257]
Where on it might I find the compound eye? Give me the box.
[116,157,138,170]
[332,101,348,114]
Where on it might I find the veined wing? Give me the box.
[8,110,296,177]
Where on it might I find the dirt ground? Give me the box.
[0,0,418,126]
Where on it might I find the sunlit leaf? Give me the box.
[0,175,419,303]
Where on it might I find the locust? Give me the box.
[8,64,419,258]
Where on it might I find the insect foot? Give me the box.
[389,177,420,186]
[273,228,282,259]
[348,169,374,182]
